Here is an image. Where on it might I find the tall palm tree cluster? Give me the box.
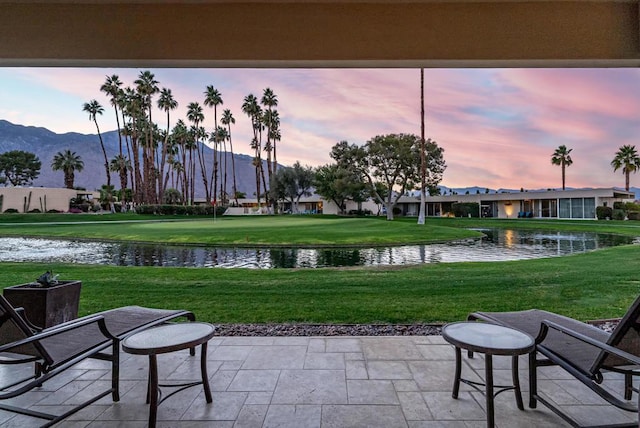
[241,89,281,212]
[80,70,281,209]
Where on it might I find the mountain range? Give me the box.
[1,120,638,201]
[0,120,270,199]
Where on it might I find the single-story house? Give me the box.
[395,188,635,219]
[223,196,381,216]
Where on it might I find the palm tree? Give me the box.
[211,126,229,204]
[109,154,130,210]
[135,70,159,202]
[551,145,573,190]
[157,87,178,202]
[52,150,84,189]
[82,100,111,190]
[171,120,190,204]
[261,88,278,211]
[187,102,209,203]
[242,94,263,206]
[611,145,640,191]
[120,86,140,201]
[221,109,238,205]
[204,86,223,204]
[100,75,124,157]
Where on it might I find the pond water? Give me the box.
[0,229,636,269]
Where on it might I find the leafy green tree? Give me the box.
[314,164,366,214]
[611,145,640,191]
[52,150,84,189]
[0,150,41,186]
[551,145,573,190]
[331,135,445,220]
[272,161,314,213]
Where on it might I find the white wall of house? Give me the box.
[0,187,79,213]
[223,197,381,216]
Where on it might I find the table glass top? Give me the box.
[123,322,215,351]
[443,322,534,351]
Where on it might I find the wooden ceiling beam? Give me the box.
[0,1,638,67]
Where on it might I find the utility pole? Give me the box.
[418,68,427,225]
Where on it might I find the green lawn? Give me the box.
[1,214,639,325]
[0,214,482,246]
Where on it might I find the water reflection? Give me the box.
[0,229,635,269]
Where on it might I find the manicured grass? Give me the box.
[1,244,639,325]
[0,215,482,246]
[1,214,639,325]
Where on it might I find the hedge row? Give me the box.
[134,204,226,216]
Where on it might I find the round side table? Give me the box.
[122,322,216,428]
[442,321,535,428]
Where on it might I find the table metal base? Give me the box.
[452,347,524,428]
[146,342,212,427]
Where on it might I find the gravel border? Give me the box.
[212,324,443,337]
[211,319,620,337]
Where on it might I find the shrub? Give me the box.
[452,202,480,218]
[134,204,225,216]
[613,201,625,210]
[347,209,372,216]
[135,205,157,215]
[162,188,183,205]
[27,208,41,213]
[613,209,626,220]
[596,206,613,220]
[392,206,402,216]
[46,209,61,213]
[625,202,640,212]
[70,202,90,212]
[68,207,83,214]
[3,208,18,213]
[627,211,640,221]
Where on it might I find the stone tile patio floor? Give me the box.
[0,335,636,427]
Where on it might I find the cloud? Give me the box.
[0,67,638,190]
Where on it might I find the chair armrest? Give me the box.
[14,307,43,333]
[539,320,640,366]
[0,315,115,354]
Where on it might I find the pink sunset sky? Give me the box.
[0,67,638,190]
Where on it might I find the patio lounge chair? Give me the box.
[468,296,640,428]
[0,295,195,427]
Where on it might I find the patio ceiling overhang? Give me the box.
[0,0,638,68]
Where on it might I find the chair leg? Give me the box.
[111,339,120,402]
[625,373,633,401]
[528,351,537,408]
[34,362,44,387]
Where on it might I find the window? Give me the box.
[559,198,571,218]
[571,198,584,218]
[583,198,595,219]
[541,199,557,218]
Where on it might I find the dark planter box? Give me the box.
[3,280,82,329]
